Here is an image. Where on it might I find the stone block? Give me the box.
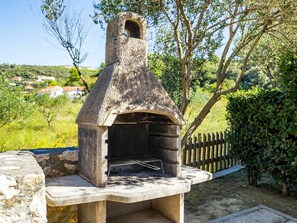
[152,194,184,223]
[78,201,106,223]
[78,126,108,187]
[0,151,46,223]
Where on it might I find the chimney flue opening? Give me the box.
[124,20,141,38]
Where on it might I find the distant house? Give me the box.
[11,76,22,82]
[63,86,84,99]
[23,80,37,85]
[37,86,63,98]
[37,75,56,82]
[24,85,34,91]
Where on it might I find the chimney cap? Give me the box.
[106,12,147,41]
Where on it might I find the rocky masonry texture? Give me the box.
[34,148,78,177]
[0,151,46,223]
[76,12,184,127]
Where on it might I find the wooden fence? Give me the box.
[182,131,239,173]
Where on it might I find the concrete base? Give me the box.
[107,209,173,223]
[152,194,184,223]
[79,201,106,223]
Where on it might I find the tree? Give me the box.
[149,54,183,106]
[0,75,31,128]
[93,0,297,147]
[35,94,70,127]
[41,0,90,92]
[65,67,81,86]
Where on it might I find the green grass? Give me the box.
[0,103,82,152]
[183,90,228,135]
[0,92,228,151]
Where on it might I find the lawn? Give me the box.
[0,102,82,151]
[183,90,228,135]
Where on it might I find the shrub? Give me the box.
[227,89,297,195]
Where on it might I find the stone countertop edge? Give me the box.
[45,175,191,206]
[45,166,212,207]
[180,165,213,184]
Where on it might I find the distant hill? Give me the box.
[0,64,100,81]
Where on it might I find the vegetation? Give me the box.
[0,63,97,151]
[226,49,297,195]
[35,94,70,127]
[0,64,99,81]
[0,102,81,152]
[183,90,228,135]
[41,0,91,92]
[227,88,297,195]
[0,76,32,128]
[227,50,297,195]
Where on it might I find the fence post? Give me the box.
[182,141,187,165]
[202,133,207,170]
[215,132,219,172]
[219,131,224,170]
[224,131,228,168]
[193,135,197,167]
[197,133,202,169]
[187,137,192,166]
[206,133,211,171]
[211,132,215,172]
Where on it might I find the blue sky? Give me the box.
[0,0,105,67]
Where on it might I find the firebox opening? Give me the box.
[124,20,141,38]
[107,112,180,177]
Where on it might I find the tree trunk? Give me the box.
[181,93,220,148]
[180,62,190,114]
[74,64,90,93]
[282,172,289,196]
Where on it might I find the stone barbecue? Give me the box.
[45,12,212,223]
[76,12,184,187]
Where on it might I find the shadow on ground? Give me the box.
[184,169,297,223]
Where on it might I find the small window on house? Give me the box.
[124,20,141,39]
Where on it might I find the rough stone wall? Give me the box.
[0,151,47,223]
[32,148,78,178]
[31,148,79,223]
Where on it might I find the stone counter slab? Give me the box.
[46,174,190,206]
[45,165,212,207]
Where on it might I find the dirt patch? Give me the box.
[184,169,297,223]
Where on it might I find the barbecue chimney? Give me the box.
[76,12,184,187]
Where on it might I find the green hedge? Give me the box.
[226,88,297,195]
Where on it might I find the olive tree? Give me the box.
[35,94,70,127]
[0,75,31,128]
[41,0,90,92]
